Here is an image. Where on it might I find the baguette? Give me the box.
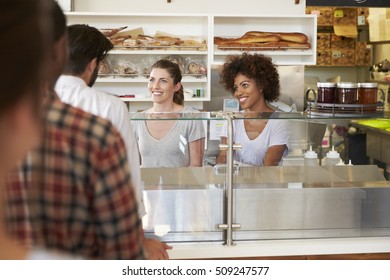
[243,31,308,43]
[217,35,281,45]
[217,41,310,50]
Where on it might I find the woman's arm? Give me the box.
[189,137,205,167]
[262,144,287,166]
[215,136,228,164]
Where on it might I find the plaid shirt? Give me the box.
[6,93,145,259]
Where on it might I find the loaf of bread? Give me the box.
[214,30,310,50]
[243,31,308,43]
[217,41,311,50]
[218,34,281,45]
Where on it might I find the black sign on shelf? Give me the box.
[306,0,390,7]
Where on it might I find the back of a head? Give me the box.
[47,0,67,85]
[0,0,51,114]
[51,0,67,43]
[65,24,114,75]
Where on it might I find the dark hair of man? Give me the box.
[220,52,281,102]
[151,59,184,106]
[0,0,50,115]
[65,24,114,75]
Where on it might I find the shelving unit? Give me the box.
[66,12,211,111]
[212,15,317,65]
[65,12,317,111]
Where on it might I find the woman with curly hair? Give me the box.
[216,53,289,166]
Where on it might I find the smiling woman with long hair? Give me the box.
[132,59,205,167]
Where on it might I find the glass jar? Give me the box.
[358,83,378,104]
[358,83,378,112]
[337,82,358,107]
[317,82,337,104]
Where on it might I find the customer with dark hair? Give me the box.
[55,24,146,216]
[216,53,289,166]
[54,24,171,259]
[6,2,148,259]
[132,59,205,167]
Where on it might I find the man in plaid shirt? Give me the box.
[5,1,146,259]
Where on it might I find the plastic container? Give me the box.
[304,146,319,166]
[323,146,341,166]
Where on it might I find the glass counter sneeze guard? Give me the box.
[129,110,390,249]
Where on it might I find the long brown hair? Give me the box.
[151,59,184,105]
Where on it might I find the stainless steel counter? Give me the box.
[141,166,390,243]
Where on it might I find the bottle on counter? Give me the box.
[323,146,341,166]
[304,146,319,166]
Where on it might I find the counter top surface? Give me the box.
[167,237,390,259]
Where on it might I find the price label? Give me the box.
[357,15,365,25]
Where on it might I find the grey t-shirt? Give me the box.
[132,107,205,167]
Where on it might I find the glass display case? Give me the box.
[130,110,390,258]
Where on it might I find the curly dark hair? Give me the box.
[220,53,280,102]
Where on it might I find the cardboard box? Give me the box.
[333,8,357,26]
[317,33,331,50]
[331,34,355,49]
[369,18,380,42]
[355,42,371,66]
[331,48,355,66]
[386,19,390,40]
[316,50,331,66]
[306,7,333,26]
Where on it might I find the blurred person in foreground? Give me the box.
[5,1,161,259]
[0,0,64,259]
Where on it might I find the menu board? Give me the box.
[306,0,389,7]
